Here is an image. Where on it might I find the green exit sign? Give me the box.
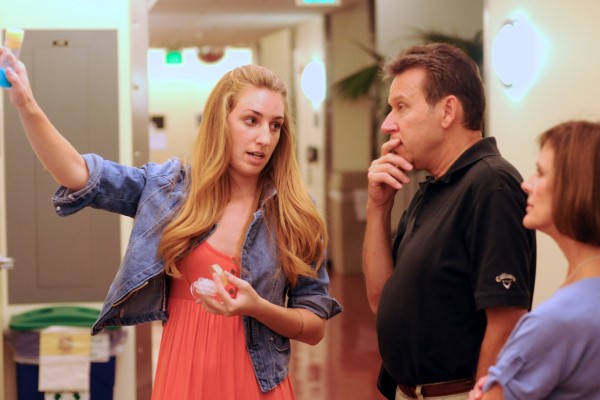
[165,50,182,64]
[296,0,341,5]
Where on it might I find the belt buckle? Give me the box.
[398,378,474,398]
[397,384,418,398]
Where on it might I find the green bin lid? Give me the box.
[9,306,102,331]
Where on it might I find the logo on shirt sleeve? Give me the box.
[495,273,516,289]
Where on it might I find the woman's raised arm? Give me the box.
[2,47,89,191]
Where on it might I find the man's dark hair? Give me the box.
[383,43,485,131]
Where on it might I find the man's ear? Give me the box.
[440,95,459,129]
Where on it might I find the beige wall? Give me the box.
[376,0,483,55]
[484,0,600,306]
[292,17,328,217]
[329,1,374,173]
[258,28,293,97]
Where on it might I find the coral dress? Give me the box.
[152,241,295,399]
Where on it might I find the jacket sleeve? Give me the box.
[52,154,181,219]
[286,259,343,319]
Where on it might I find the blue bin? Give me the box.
[5,306,126,400]
[15,357,116,400]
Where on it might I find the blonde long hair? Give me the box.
[157,64,327,286]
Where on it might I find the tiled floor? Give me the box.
[151,270,385,399]
[289,270,386,400]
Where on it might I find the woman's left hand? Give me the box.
[197,271,326,344]
[197,271,262,317]
[468,376,488,400]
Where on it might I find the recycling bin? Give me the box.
[4,306,126,400]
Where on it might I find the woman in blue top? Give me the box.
[3,47,342,398]
[468,120,600,400]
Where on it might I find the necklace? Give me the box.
[565,254,600,283]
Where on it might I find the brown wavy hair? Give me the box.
[539,120,600,246]
[157,64,327,286]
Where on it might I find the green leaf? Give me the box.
[332,64,380,101]
[412,29,483,67]
[350,40,384,63]
[331,41,384,101]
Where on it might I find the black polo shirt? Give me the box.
[376,138,536,396]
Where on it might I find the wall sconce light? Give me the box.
[492,12,547,100]
[300,60,326,108]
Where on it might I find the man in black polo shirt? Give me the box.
[362,43,536,400]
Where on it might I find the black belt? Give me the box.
[397,378,475,398]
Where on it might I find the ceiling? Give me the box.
[148,0,367,49]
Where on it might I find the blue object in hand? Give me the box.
[0,68,11,88]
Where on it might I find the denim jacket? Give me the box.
[52,153,343,392]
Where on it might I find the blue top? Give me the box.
[485,277,600,399]
[52,153,342,392]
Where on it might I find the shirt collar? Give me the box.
[434,137,500,184]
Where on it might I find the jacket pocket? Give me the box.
[112,281,149,307]
[269,334,291,353]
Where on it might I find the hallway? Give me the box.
[289,271,385,400]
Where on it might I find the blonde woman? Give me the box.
[3,48,342,400]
